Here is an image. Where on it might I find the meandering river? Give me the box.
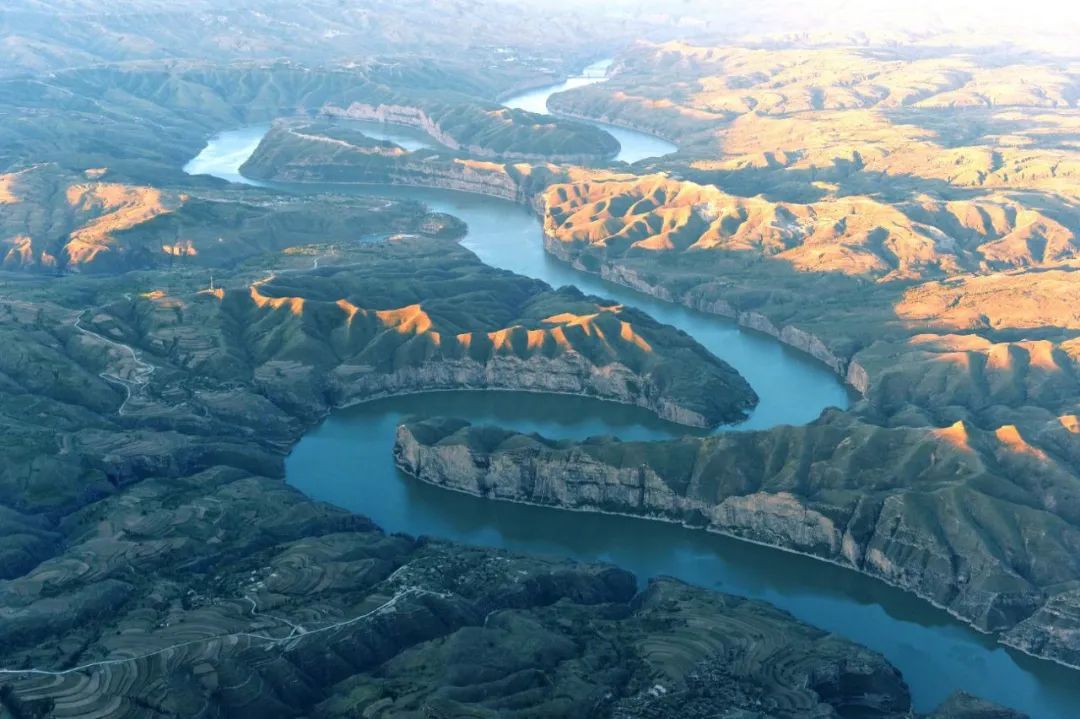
[181,66,1080,716]
[502,58,678,163]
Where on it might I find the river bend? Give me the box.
[180,67,1080,717]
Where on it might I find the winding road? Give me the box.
[0,587,444,678]
[73,314,156,416]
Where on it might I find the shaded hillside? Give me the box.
[0,63,618,180]
[240,123,635,201]
[90,237,755,427]
[0,164,460,273]
[397,411,1080,667]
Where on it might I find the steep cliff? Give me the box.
[322,101,619,163]
[394,413,1080,669]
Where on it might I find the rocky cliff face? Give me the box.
[393,415,1080,670]
[393,420,861,566]
[322,102,618,163]
[326,351,729,428]
[325,103,462,149]
[543,232,861,391]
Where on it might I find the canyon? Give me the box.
[0,8,1078,717]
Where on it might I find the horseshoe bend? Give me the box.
[1,2,1079,718]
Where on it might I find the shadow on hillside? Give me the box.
[884,108,1080,153]
[673,162,987,204]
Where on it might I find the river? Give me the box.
[181,68,1080,717]
[502,58,678,163]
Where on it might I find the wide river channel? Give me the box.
[183,63,1080,717]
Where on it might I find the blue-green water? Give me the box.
[503,58,677,163]
[290,391,1080,718]
[182,110,1080,717]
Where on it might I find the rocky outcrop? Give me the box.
[393,414,1080,670]
[239,123,606,207]
[1002,589,1080,668]
[327,353,733,428]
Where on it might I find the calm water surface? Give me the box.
[338,120,434,151]
[182,88,1080,717]
[503,58,678,163]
